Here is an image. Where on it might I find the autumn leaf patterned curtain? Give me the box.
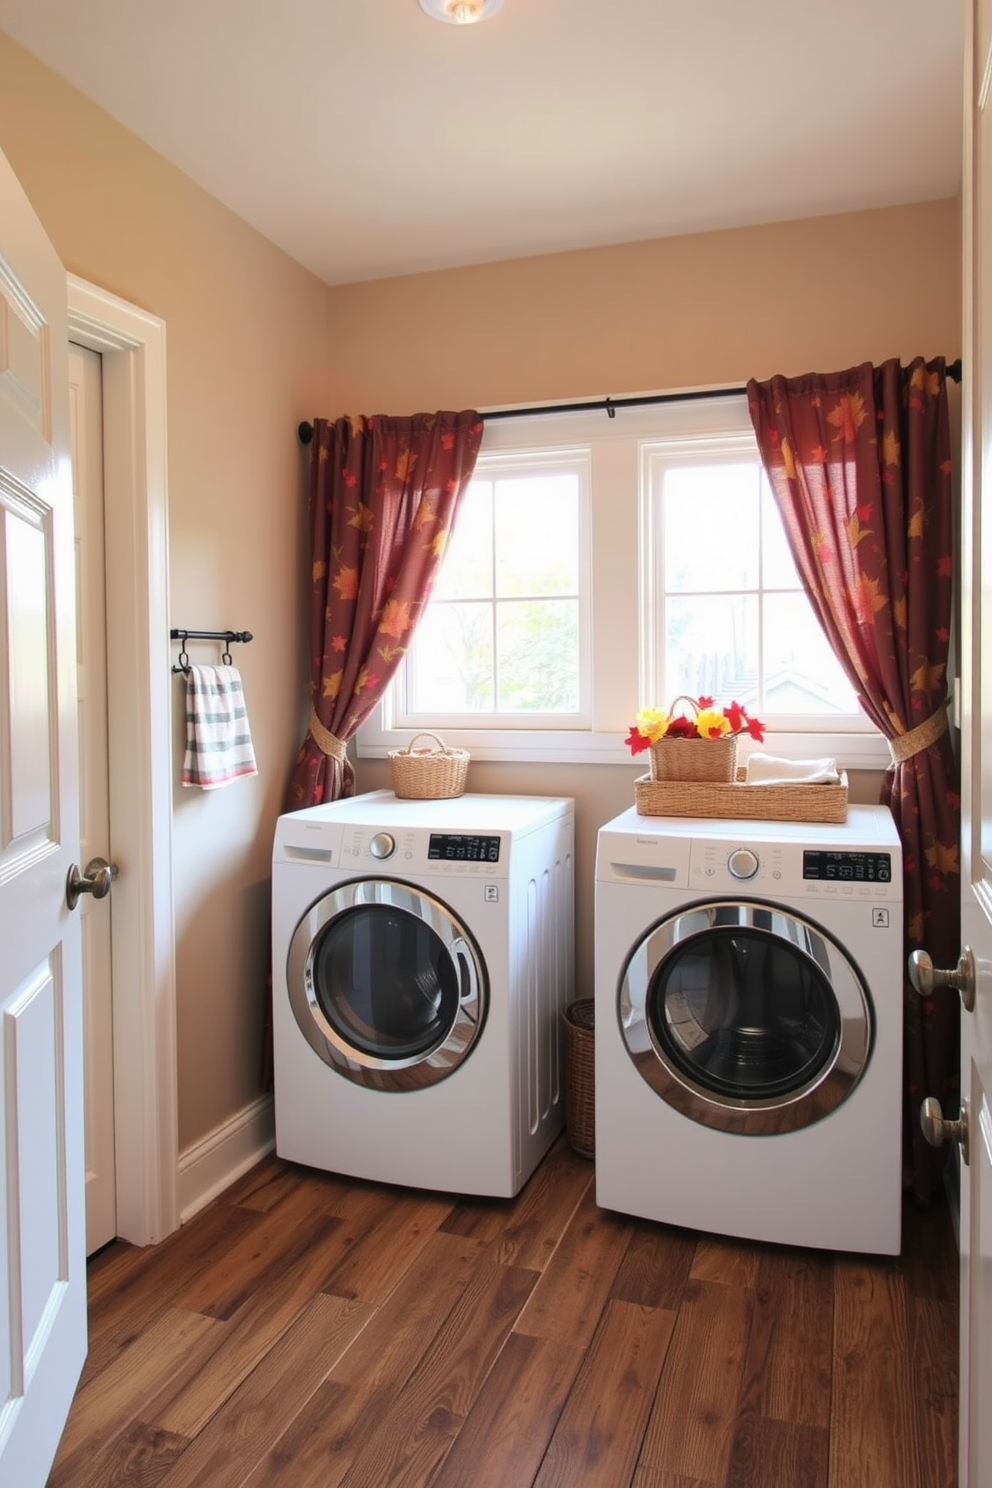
[747,358,959,1206]
[286,410,484,807]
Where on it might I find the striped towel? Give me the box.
[181,665,258,789]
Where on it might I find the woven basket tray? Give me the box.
[634,769,849,823]
[388,731,470,800]
[562,999,595,1160]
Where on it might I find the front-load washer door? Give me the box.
[619,899,873,1134]
[287,878,488,1091]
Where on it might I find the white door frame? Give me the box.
[67,273,178,1246]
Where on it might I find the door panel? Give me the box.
[69,340,115,1255]
[961,3,992,1483]
[0,144,86,1487]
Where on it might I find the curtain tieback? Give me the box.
[308,706,349,764]
[888,702,949,764]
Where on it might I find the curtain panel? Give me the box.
[747,358,959,1205]
[286,409,484,808]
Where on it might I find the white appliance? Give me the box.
[594,804,903,1254]
[272,790,574,1197]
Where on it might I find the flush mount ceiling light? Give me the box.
[418,0,504,23]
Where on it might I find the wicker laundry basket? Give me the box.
[388,732,470,800]
[562,999,595,1160]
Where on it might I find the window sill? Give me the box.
[356,723,893,773]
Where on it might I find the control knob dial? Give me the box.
[727,847,760,880]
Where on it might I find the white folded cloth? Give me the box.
[182,665,258,789]
[745,752,841,786]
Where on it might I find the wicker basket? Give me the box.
[634,769,849,823]
[388,732,470,800]
[562,999,595,1160]
[647,695,739,783]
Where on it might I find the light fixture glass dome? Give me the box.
[418,0,504,24]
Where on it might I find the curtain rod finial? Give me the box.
[298,421,314,445]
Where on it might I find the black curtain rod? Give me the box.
[170,629,253,645]
[296,359,962,445]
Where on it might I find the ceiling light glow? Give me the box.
[418,0,505,24]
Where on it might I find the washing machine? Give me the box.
[272,790,574,1197]
[594,804,903,1254]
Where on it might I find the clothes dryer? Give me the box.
[272,791,574,1196]
[594,804,903,1253]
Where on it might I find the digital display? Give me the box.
[428,833,501,863]
[803,850,892,883]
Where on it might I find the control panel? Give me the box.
[428,833,501,863]
[802,850,892,883]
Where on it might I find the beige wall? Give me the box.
[328,201,962,1001]
[0,23,964,1151]
[0,31,330,1151]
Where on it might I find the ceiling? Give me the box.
[0,0,965,287]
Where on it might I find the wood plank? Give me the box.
[490,1139,593,1270]
[48,1308,221,1486]
[334,1259,539,1487]
[239,1379,361,1488]
[726,1414,829,1488]
[637,1277,752,1482]
[738,1246,834,1429]
[54,1418,190,1488]
[633,1471,720,1488]
[690,1232,761,1289]
[514,1183,632,1346]
[321,1190,453,1303]
[327,1231,489,1391]
[532,1300,676,1487]
[610,1221,697,1310]
[243,1232,499,1488]
[829,1259,920,1488]
[176,1182,390,1319]
[152,1293,372,1488]
[909,1295,958,1488]
[83,1200,264,1374]
[144,1212,348,1438]
[430,1331,583,1487]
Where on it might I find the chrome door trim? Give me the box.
[619,898,874,1135]
[287,877,488,1091]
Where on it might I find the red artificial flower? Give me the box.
[624,726,651,755]
[665,715,698,738]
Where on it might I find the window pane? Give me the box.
[763,595,860,715]
[664,594,759,702]
[496,599,580,711]
[663,463,760,592]
[432,480,493,601]
[494,474,579,596]
[760,478,802,589]
[408,602,494,711]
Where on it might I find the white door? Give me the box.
[68,341,116,1255]
[0,145,88,1486]
[955,4,992,1482]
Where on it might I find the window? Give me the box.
[640,429,861,727]
[395,448,591,727]
[358,395,886,768]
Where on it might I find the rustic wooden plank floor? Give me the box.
[47,1135,959,1488]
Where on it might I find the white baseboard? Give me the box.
[177,1093,275,1224]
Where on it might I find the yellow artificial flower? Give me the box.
[635,707,671,743]
[694,708,731,739]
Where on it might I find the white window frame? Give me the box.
[357,395,891,770]
[390,443,593,732]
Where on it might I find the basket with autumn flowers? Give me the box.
[625,694,765,783]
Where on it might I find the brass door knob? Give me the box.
[66,856,116,911]
[908,947,976,1013]
[920,1095,970,1166]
